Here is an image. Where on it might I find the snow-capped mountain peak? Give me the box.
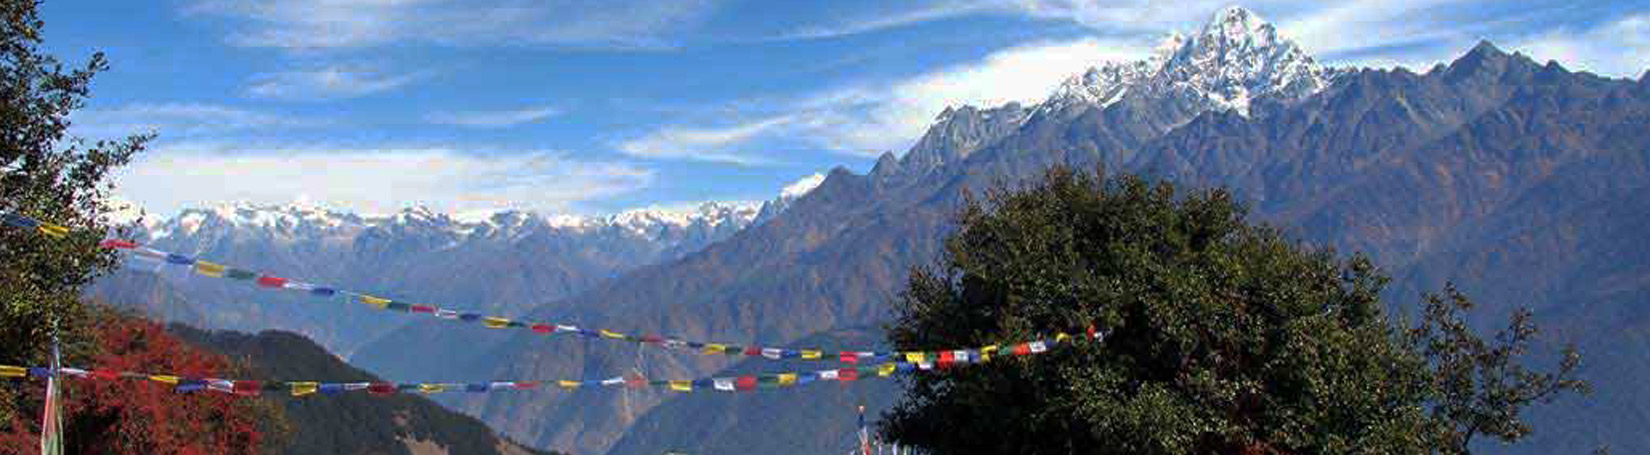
[1204,5,1270,40]
[780,173,825,200]
[1038,5,1338,118]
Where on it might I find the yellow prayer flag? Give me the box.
[777,373,798,386]
[980,345,999,362]
[702,344,727,354]
[148,375,180,384]
[419,384,447,394]
[357,295,391,309]
[669,381,693,392]
[878,363,897,377]
[1056,333,1072,343]
[0,365,25,378]
[194,261,226,278]
[558,380,581,389]
[599,329,626,340]
[37,223,69,238]
[289,382,319,397]
[483,317,512,328]
[905,352,927,364]
[800,350,823,360]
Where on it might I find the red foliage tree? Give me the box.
[0,312,279,455]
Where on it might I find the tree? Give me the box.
[0,0,150,424]
[0,308,285,455]
[1411,286,1588,455]
[879,167,1586,455]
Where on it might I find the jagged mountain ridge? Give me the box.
[430,22,1648,455]
[92,181,819,357]
[422,7,1500,454]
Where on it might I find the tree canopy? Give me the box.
[881,168,1585,455]
[0,0,149,425]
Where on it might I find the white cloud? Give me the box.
[117,143,654,217]
[776,2,997,40]
[771,0,1290,41]
[803,36,1151,152]
[426,106,560,128]
[186,0,718,50]
[246,65,426,101]
[615,115,799,165]
[621,35,1149,163]
[1514,14,1650,79]
[72,103,308,139]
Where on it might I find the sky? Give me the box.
[38,0,1649,218]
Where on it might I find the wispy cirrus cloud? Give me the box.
[1514,14,1650,78]
[426,105,560,128]
[245,65,428,101]
[620,35,1150,163]
[615,115,798,165]
[775,2,998,40]
[185,0,720,50]
[770,1,1580,73]
[118,142,655,216]
[72,102,310,139]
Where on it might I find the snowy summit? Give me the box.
[1039,6,1341,118]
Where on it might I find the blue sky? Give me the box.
[40,0,1648,218]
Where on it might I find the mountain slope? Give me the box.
[606,327,901,455]
[439,25,1649,455]
[168,325,557,455]
[433,8,1434,453]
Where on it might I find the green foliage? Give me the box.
[1410,286,1589,454]
[0,0,150,423]
[881,167,1585,455]
[168,326,560,455]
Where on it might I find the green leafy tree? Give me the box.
[1411,286,1588,455]
[0,0,150,423]
[880,167,1585,455]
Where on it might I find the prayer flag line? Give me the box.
[2,210,1107,366]
[0,330,1089,398]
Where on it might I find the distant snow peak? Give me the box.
[611,201,762,236]
[781,173,826,200]
[1038,5,1336,118]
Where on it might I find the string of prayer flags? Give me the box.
[1,209,1109,369]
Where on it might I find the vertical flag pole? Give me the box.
[40,317,64,455]
[859,404,870,455]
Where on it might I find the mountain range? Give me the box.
[89,179,821,357]
[91,5,1650,455]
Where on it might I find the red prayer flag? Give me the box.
[99,239,139,250]
[367,383,397,395]
[411,305,436,314]
[233,381,261,396]
[640,335,663,343]
[514,381,539,390]
[839,351,859,363]
[937,351,955,369]
[735,376,757,391]
[530,324,554,334]
[90,370,120,381]
[1088,324,1097,339]
[838,368,859,381]
[1013,343,1032,356]
[625,375,646,389]
[256,276,287,288]
[743,346,762,356]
